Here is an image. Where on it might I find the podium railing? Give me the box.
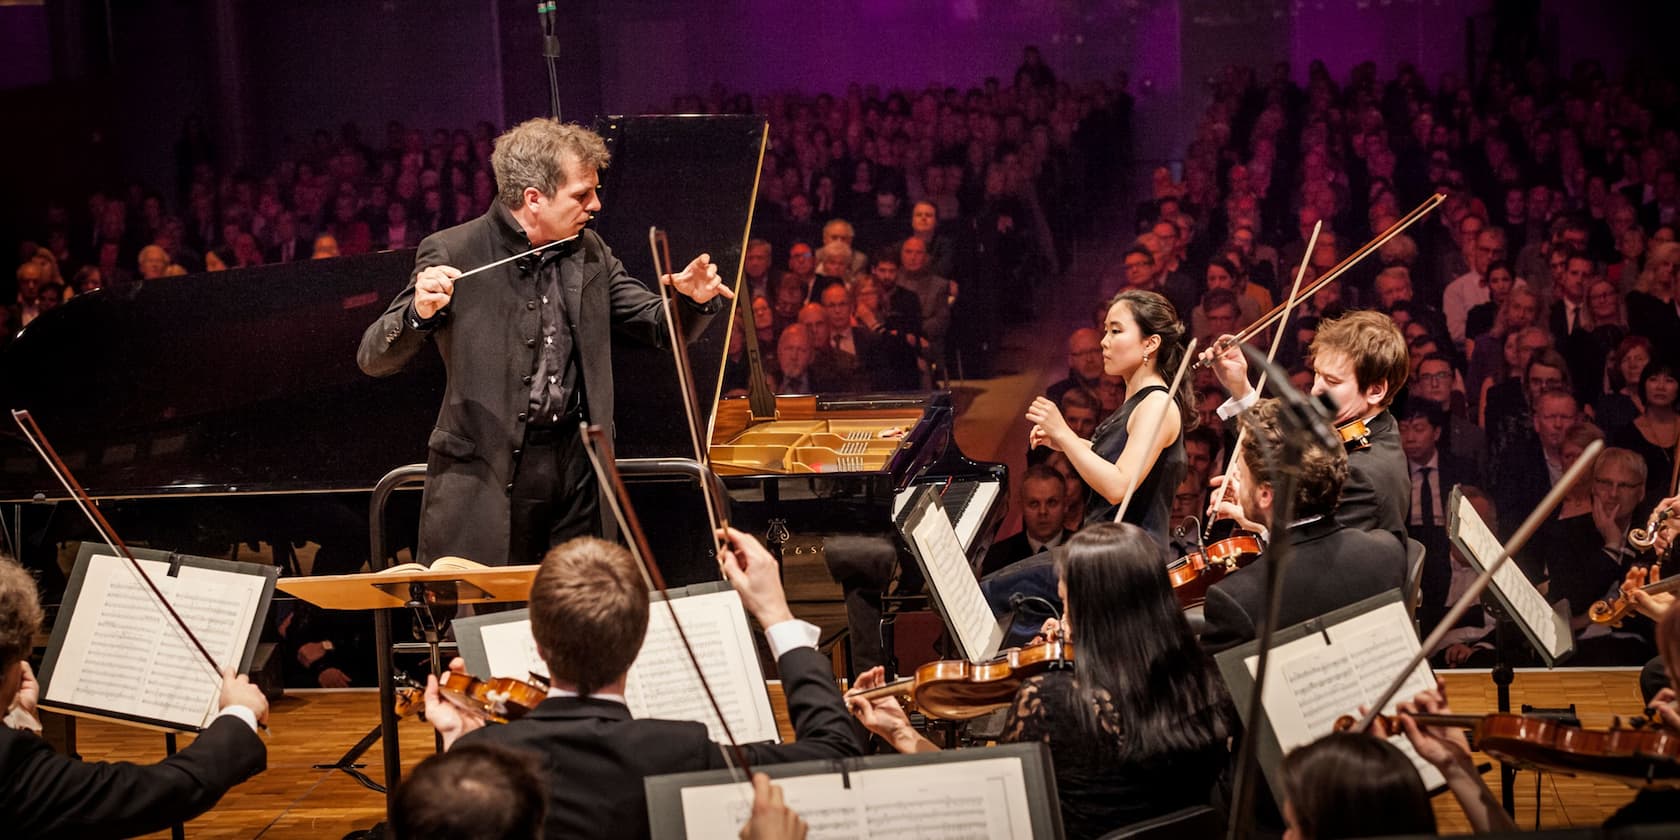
[365,457,729,807]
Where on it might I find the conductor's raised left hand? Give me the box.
[665,253,735,304]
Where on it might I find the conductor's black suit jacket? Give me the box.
[1199,515,1408,652]
[458,647,863,840]
[357,204,718,564]
[0,714,265,838]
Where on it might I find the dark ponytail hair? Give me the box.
[1055,523,1232,760]
[1109,289,1197,429]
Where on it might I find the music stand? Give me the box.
[276,565,539,793]
[1445,488,1575,813]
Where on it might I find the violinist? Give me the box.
[423,532,860,840]
[1026,289,1193,540]
[1206,310,1412,546]
[1199,399,1407,653]
[849,523,1235,840]
[0,555,271,837]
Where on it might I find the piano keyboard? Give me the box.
[893,478,1003,553]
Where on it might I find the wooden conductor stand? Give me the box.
[276,563,539,798]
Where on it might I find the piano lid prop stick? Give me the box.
[10,410,224,682]
[648,227,730,561]
[1206,222,1319,537]
[1351,439,1602,733]
[1114,337,1197,524]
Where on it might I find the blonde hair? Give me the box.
[528,538,647,695]
[1310,310,1410,407]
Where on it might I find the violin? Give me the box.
[1170,518,1264,608]
[1339,711,1680,787]
[845,637,1076,720]
[394,671,550,724]
[1590,564,1678,628]
[1337,418,1372,452]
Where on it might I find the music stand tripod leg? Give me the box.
[1485,598,1518,816]
[311,722,387,793]
[407,581,448,755]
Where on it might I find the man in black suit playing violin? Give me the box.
[358,119,733,566]
[1204,309,1412,548]
[1199,399,1408,652]
[422,530,861,840]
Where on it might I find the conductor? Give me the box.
[358,119,732,566]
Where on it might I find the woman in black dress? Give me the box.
[848,523,1235,839]
[1025,289,1193,543]
[1611,357,1680,508]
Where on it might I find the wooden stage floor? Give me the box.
[53,668,1655,838]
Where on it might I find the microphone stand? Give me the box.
[1224,345,1338,840]
[541,0,563,120]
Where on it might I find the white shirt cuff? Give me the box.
[215,704,260,733]
[1217,388,1260,420]
[4,706,41,734]
[763,619,821,659]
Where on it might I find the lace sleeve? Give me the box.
[1000,673,1054,744]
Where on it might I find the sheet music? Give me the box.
[906,497,999,661]
[1451,492,1567,658]
[470,589,779,744]
[625,589,779,744]
[677,757,1033,839]
[46,554,264,729]
[1251,600,1445,790]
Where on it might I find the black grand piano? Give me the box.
[0,115,1006,675]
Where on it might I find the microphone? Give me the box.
[1237,342,1341,452]
[1007,592,1062,621]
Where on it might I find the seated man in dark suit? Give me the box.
[1199,399,1408,652]
[978,465,1074,643]
[424,532,861,840]
[1397,398,1474,634]
[0,556,269,836]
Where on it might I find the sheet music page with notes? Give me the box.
[45,554,264,730]
[1248,599,1445,789]
[676,756,1034,839]
[470,589,778,744]
[1451,492,1567,658]
[906,497,998,661]
[624,588,779,744]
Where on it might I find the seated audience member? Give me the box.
[772,274,808,332]
[311,234,341,259]
[1461,260,1519,347]
[980,463,1072,581]
[1420,487,1500,667]
[1191,288,1243,348]
[1199,399,1407,652]
[1045,328,1104,406]
[0,555,269,836]
[1486,343,1568,463]
[1534,448,1651,654]
[798,302,867,392]
[774,323,815,394]
[865,246,924,338]
[1397,399,1471,617]
[1610,356,1680,509]
[425,533,860,840]
[1182,426,1221,486]
[811,241,852,302]
[391,743,546,840]
[1407,353,1486,483]
[1491,386,1577,537]
[1597,335,1653,436]
[1061,469,1087,533]
[820,283,910,391]
[1190,258,1259,338]
[851,524,1235,840]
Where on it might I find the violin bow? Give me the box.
[578,422,752,782]
[650,227,732,560]
[1351,440,1603,733]
[10,410,224,680]
[1194,193,1445,370]
[1113,338,1197,524]
[1205,221,1319,538]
